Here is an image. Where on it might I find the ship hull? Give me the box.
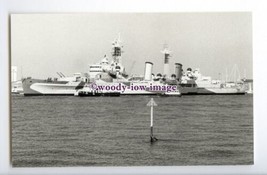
[23,93,74,96]
[22,78,85,96]
[75,81,182,96]
[180,87,246,95]
[22,78,245,96]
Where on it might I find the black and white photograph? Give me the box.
[11,13,253,167]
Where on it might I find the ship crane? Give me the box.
[60,72,66,77]
[57,72,62,78]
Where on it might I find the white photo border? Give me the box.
[1,0,267,174]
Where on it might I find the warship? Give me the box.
[22,36,245,96]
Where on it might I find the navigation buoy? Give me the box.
[147,98,158,143]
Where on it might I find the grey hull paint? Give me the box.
[22,78,85,96]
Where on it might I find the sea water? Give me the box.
[11,95,253,167]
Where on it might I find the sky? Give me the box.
[11,13,252,80]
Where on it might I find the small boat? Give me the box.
[160,90,182,97]
[75,87,120,97]
[78,91,120,97]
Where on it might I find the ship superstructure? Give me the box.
[79,38,177,96]
[177,67,246,95]
[156,45,246,95]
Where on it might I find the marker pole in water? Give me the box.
[150,104,154,139]
[147,98,158,143]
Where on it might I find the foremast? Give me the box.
[110,35,128,79]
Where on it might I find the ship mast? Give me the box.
[111,34,123,64]
[109,34,128,79]
[161,44,171,78]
